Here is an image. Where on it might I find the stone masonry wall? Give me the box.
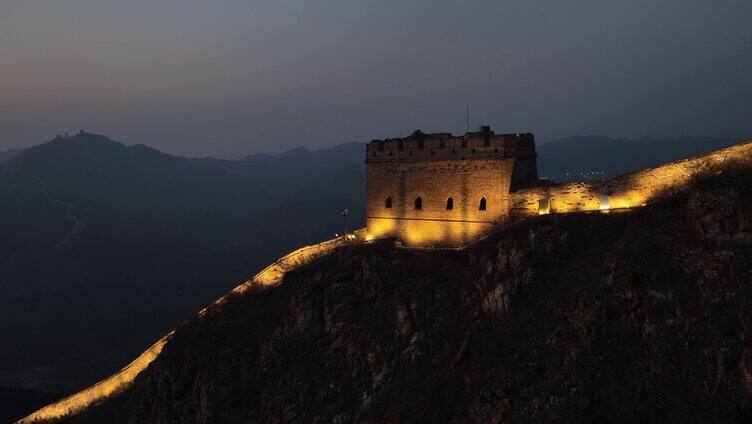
[366,131,752,248]
[366,157,519,247]
[511,140,752,217]
[365,130,538,247]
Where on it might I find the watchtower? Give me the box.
[365,126,538,247]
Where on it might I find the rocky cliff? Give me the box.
[50,169,752,423]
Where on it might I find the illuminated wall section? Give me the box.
[511,140,752,218]
[18,334,172,423]
[365,130,537,247]
[366,158,516,247]
[19,231,364,423]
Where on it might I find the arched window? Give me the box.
[385,196,393,209]
[479,197,487,211]
[446,197,454,210]
[414,196,422,210]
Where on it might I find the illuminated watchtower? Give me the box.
[365,126,538,247]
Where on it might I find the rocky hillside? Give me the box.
[52,168,752,423]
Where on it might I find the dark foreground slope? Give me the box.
[59,171,752,423]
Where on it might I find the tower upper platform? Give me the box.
[365,126,535,163]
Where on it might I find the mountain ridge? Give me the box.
[0,148,23,163]
[1,131,746,419]
[34,158,752,423]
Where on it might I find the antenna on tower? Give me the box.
[465,104,469,133]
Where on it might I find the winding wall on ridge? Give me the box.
[18,231,365,423]
[18,140,752,422]
[510,140,752,217]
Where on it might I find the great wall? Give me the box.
[18,231,364,423]
[366,127,752,247]
[18,333,172,423]
[511,139,752,216]
[18,139,752,422]
[364,127,538,247]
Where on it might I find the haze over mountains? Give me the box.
[0,132,364,397]
[0,131,743,421]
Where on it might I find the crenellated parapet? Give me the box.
[366,127,536,163]
[510,139,752,218]
[365,126,538,247]
[365,125,752,248]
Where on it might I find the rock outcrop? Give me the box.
[50,170,752,423]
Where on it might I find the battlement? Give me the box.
[365,126,752,248]
[366,127,535,162]
[365,126,538,247]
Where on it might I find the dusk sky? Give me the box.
[1,0,750,158]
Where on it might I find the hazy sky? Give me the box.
[1,0,750,158]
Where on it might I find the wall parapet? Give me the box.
[511,139,752,217]
[246,229,365,287]
[366,128,535,163]
[19,230,367,423]
[18,333,173,423]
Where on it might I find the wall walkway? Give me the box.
[18,230,366,423]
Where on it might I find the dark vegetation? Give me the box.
[58,167,752,423]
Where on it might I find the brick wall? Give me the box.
[366,157,519,246]
[367,134,752,247]
[511,140,752,217]
[365,130,538,247]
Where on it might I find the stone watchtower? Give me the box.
[365,126,538,247]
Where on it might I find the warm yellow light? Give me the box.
[538,197,551,215]
[20,229,368,423]
[251,229,364,286]
[18,333,173,423]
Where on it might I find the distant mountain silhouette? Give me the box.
[243,142,363,163]
[235,142,364,196]
[194,141,365,242]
